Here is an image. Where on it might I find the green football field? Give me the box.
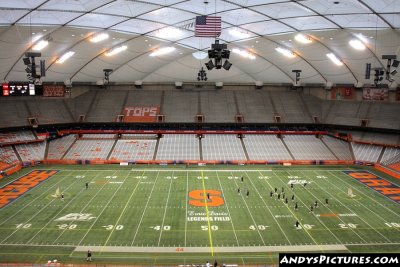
[0,164,399,265]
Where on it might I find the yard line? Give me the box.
[230,171,266,246]
[324,171,400,238]
[329,170,400,218]
[0,171,82,244]
[278,170,343,244]
[0,170,77,227]
[157,171,174,246]
[257,170,323,249]
[76,170,134,247]
[184,171,188,247]
[130,171,161,246]
[99,170,143,250]
[51,170,121,244]
[215,171,239,246]
[296,170,368,243]
[26,170,102,244]
[244,171,292,245]
[200,170,214,256]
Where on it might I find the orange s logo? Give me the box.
[188,190,224,207]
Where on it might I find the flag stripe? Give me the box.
[195,16,221,37]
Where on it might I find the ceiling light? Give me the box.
[295,33,312,44]
[90,33,109,43]
[149,46,176,57]
[56,51,75,64]
[156,27,183,39]
[32,40,48,51]
[105,45,127,56]
[275,47,296,58]
[229,29,250,39]
[349,39,366,50]
[232,48,256,59]
[192,51,208,60]
[326,53,343,66]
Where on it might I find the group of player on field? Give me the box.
[236,176,330,228]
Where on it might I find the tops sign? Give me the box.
[123,106,160,122]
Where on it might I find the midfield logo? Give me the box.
[54,213,96,222]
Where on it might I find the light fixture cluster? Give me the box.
[103,68,113,85]
[374,68,385,86]
[382,55,399,82]
[23,52,45,82]
[292,70,302,86]
[205,40,232,71]
[197,67,207,81]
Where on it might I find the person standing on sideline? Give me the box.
[214,260,218,267]
[86,250,92,261]
[206,261,211,267]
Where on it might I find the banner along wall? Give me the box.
[123,106,160,122]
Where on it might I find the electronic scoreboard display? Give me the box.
[1,83,43,96]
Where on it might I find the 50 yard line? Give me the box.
[201,170,214,256]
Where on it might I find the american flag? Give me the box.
[195,16,221,37]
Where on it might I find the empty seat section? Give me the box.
[65,90,97,120]
[109,139,156,161]
[380,147,400,165]
[322,136,353,160]
[125,90,162,106]
[0,100,30,127]
[0,131,36,144]
[325,101,361,126]
[64,140,114,160]
[27,100,72,124]
[156,134,199,160]
[47,135,76,159]
[271,92,312,123]
[243,135,291,160]
[201,91,236,122]
[202,134,246,160]
[351,143,382,162]
[121,134,157,139]
[86,91,127,122]
[15,142,46,162]
[0,146,19,163]
[302,94,323,121]
[367,103,400,129]
[283,135,336,160]
[236,91,275,123]
[81,134,116,139]
[163,91,198,122]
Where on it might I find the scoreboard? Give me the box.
[2,83,43,96]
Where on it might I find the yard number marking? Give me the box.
[103,225,124,230]
[249,225,269,230]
